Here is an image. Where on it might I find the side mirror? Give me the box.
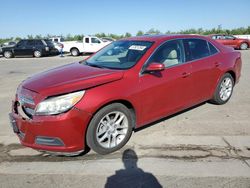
[145,62,165,72]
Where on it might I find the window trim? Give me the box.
[140,37,221,75]
[141,39,186,74]
[207,41,220,56]
[184,38,215,62]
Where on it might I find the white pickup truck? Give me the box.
[49,36,111,56]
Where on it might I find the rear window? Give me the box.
[184,39,210,61]
[208,42,219,55]
[36,40,44,46]
[44,40,54,47]
[26,40,35,46]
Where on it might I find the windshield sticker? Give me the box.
[129,45,147,51]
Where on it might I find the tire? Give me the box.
[86,103,133,155]
[4,51,13,58]
[240,42,248,50]
[34,50,42,58]
[210,73,234,105]
[71,48,80,56]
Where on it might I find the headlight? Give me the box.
[35,90,85,115]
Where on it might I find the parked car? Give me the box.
[209,34,250,50]
[0,41,17,55]
[3,41,17,46]
[2,39,58,58]
[50,36,111,56]
[9,35,242,155]
[51,41,63,52]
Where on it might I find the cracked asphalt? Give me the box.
[0,51,250,187]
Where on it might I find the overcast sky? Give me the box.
[0,0,250,38]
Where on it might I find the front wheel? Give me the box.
[86,103,133,155]
[210,73,234,105]
[4,51,13,58]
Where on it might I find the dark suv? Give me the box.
[2,39,58,58]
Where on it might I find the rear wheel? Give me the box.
[240,42,248,50]
[86,103,133,155]
[4,51,13,58]
[34,50,42,58]
[70,48,80,56]
[210,73,234,105]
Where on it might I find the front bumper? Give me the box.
[9,102,92,153]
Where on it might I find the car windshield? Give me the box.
[82,40,153,70]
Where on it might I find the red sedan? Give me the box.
[210,34,250,50]
[9,35,242,155]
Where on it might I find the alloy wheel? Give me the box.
[219,77,233,101]
[240,43,248,50]
[96,111,129,149]
[34,51,41,57]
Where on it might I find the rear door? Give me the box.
[183,38,220,102]
[138,39,193,125]
[25,40,36,55]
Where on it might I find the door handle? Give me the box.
[215,62,221,67]
[182,72,191,78]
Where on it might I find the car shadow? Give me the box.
[135,102,207,133]
[104,149,162,188]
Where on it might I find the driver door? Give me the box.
[138,39,194,125]
[14,40,29,56]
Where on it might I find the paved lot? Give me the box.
[0,52,250,187]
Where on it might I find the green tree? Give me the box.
[146,28,161,34]
[136,30,144,36]
[27,35,33,39]
[124,32,132,38]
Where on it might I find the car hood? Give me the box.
[22,62,124,96]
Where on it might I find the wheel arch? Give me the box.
[70,47,80,52]
[84,99,137,150]
[226,70,236,83]
[91,99,137,128]
[210,69,236,100]
[239,41,249,49]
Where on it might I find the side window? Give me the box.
[85,38,89,43]
[26,40,35,46]
[17,40,27,47]
[147,40,184,68]
[35,40,43,46]
[54,38,58,42]
[224,35,235,40]
[91,38,101,44]
[184,39,210,61]
[208,42,218,55]
[211,36,217,40]
[216,35,223,39]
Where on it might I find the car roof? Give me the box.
[122,34,210,42]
